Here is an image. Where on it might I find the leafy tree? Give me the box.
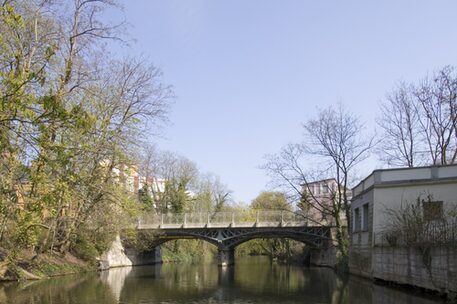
[251,191,290,211]
[139,185,154,210]
[240,191,293,261]
[0,0,173,264]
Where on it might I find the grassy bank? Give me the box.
[0,250,94,281]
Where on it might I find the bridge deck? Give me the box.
[138,222,307,229]
[138,211,312,230]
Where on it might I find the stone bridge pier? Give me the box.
[217,248,235,267]
[309,228,339,267]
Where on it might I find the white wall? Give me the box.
[372,182,457,234]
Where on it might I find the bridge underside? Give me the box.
[140,226,334,266]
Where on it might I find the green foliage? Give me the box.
[251,191,291,211]
[234,192,300,261]
[139,185,154,210]
[71,233,100,264]
[161,240,216,263]
[120,229,159,252]
[31,259,90,278]
[0,0,171,268]
[164,179,191,213]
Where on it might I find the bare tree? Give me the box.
[378,66,457,167]
[305,105,374,257]
[377,82,423,167]
[414,66,457,165]
[263,104,374,259]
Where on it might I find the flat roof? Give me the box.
[352,164,457,198]
[301,178,337,186]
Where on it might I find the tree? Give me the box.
[138,148,233,214]
[157,154,197,213]
[263,104,374,260]
[251,191,290,211]
[414,66,457,165]
[0,0,173,262]
[242,191,292,260]
[377,82,422,167]
[138,185,154,210]
[377,66,457,167]
[193,173,232,213]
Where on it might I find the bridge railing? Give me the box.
[138,210,309,229]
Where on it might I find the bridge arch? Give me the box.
[137,211,335,266]
[222,229,327,250]
[149,234,221,249]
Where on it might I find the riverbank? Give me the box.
[0,250,94,281]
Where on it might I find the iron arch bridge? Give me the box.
[137,211,336,266]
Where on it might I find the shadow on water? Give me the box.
[0,256,446,304]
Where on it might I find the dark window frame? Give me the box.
[362,203,369,231]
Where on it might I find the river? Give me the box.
[0,257,445,303]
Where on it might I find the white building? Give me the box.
[351,164,457,247]
[349,164,457,285]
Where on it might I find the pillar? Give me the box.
[217,248,235,267]
[309,244,337,268]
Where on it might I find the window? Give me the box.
[362,203,369,231]
[322,184,329,194]
[353,208,361,232]
[423,201,443,221]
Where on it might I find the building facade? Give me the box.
[349,164,457,295]
[302,178,350,226]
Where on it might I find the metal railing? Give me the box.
[137,210,309,229]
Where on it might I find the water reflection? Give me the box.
[0,273,116,303]
[100,266,133,301]
[0,257,445,304]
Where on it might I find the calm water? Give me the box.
[0,257,445,304]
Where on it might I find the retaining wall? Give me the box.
[372,246,457,294]
[98,235,161,270]
[350,245,457,295]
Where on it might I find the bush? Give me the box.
[71,233,100,264]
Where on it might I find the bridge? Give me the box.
[137,211,336,266]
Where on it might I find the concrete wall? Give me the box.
[372,246,457,294]
[350,245,457,296]
[349,245,372,278]
[99,235,161,270]
[373,183,457,234]
[310,242,337,268]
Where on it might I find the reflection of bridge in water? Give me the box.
[101,261,339,303]
[138,211,336,266]
[99,260,443,304]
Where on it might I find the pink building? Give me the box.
[302,178,350,226]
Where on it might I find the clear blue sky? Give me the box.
[112,0,457,203]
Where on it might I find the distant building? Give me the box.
[301,178,350,226]
[109,162,166,198]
